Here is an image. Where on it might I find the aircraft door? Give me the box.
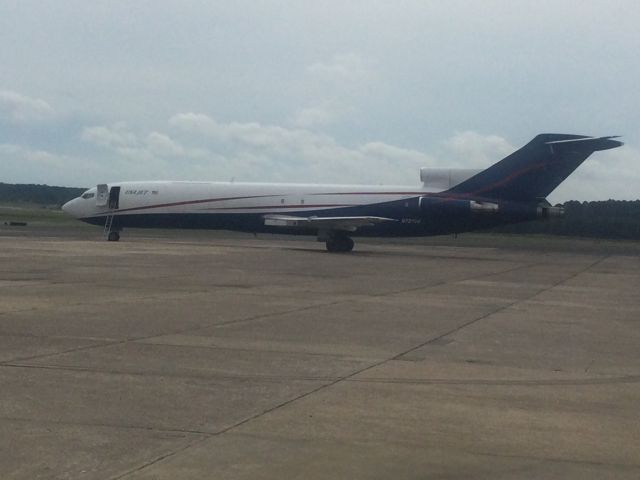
[108,186,121,210]
[96,184,108,207]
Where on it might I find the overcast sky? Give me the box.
[1,0,639,202]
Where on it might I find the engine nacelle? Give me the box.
[538,205,565,218]
[420,168,482,189]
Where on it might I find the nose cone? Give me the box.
[62,198,81,218]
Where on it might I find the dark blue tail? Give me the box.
[447,134,623,201]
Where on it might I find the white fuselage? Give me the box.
[63,181,438,220]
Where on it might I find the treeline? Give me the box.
[0,183,85,206]
[495,200,640,240]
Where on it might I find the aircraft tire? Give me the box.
[107,231,120,242]
[343,236,354,252]
[325,235,354,253]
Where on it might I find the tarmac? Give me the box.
[1,224,640,479]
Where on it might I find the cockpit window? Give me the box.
[81,192,95,199]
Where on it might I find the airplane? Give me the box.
[62,133,622,252]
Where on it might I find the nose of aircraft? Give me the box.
[62,198,81,217]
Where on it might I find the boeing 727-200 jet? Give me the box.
[62,133,622,252]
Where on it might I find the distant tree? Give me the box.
[0,183,86,207]
[493,200,640,240]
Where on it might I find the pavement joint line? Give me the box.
[0,332,118,342]
[469,449,640,469]
[0,416,214,436]
[0,292,211,318]
[0,331,376,360]
[177,260,544,335]
[345,374,640,386]
[1,362,343,383]
[111,258,578,479]
[372,260,538,298]
[110,436,215,480]
[125,341,378,360]
[193,299,349,332]
[0,301,341,365]
[391,255,609,361]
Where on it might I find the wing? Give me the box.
[263,214,396,232]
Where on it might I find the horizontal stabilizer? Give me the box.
[545,135,622,152]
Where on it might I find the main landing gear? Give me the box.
[107,231,120,242]
[324,232,354,253]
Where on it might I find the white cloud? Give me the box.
[0,90,55,124]
[81,123,138,149]
[168,112,435,184]
[306,53,372,85]
[0,143,93,186]
[552,145,640,202]
[169,113,335,153]
[291,101,352,128]
[146,132,198,158]
[82,123,207,162]
[0,144,65,169]
[442,131,515,167]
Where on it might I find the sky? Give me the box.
[1,0,639,202]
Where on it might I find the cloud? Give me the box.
[145,132,188,157]
[81,123,138,149]
[0,143,93,186]
[554,145,640,202]
[306,53,372,85]
[291,101,352,128]
[82,123,207,162]
[441,131,515,167]
[0,90,55,124]
[0,143,66,169]
[168,112,435,184]
[169,113,335,153]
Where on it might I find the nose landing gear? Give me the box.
[107,231,120,242]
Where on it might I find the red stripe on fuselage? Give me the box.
[204,204,350,211]
[447,160,553,199]
[114,194,278,214]
[105,191,424,215]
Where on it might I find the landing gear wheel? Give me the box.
[107,231,120,242]
[325,234,354,253]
